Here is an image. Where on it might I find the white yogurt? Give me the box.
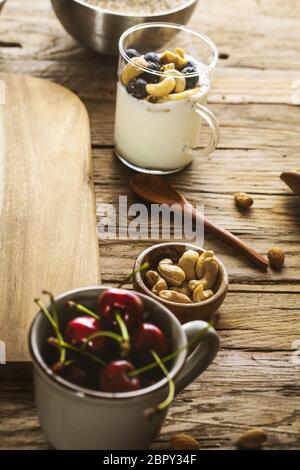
[114,81,209,172]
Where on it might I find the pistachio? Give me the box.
[158,263,186,287]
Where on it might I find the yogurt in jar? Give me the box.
[114,80,209,172]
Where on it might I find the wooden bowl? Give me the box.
[133,242,229,323]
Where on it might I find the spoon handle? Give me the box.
[188,204,269,270]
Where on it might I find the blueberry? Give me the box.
[125,48,140,59]
[144,52,161,64]
[126,78,148,99]
[126,80,136,95]
[186,59,197,68]
[181,65,199,89]
[140,61,161,83]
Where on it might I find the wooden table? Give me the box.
[0,0,300,450]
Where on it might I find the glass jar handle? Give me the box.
[184,103,220,158]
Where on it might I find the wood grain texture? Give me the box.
[0,0,300,450]
[0,73,100,361]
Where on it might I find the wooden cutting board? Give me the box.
[0,73,100,362]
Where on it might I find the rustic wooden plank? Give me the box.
[190,0,300,71]
[0,2,299,105]
[87,100,300,148]
[93,148,300,197]
[0,0,299,451]
[93,148,300,284]
[1,0,300,72]
[1,350,299,450]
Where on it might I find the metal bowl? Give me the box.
[51,0,199,55]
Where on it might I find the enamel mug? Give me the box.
[29,286,219,450]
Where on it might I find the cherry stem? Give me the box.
[144,350,175,417]
[42,291,58,325]
[42,291,66,363]
[129,323,211,378]
[48,338,105,366]
[115,313,130,356]
[80,331,123,350]
[118,262,149,288]
[64,360,74,367]
[67,301,100,320]
[35,298,66,363]
[115,313,129,344]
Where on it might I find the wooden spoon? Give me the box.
[130,174,268,271]
[280,171,300,198]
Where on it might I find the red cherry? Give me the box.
[64,363,88,387]
[133,323,169,360]
[52,361,88,387]
[65,316,105,352]
[99,360,141,393]
[98,288,143,331]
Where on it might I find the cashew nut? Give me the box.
[146,76,176,98]
[144,269,168,295]
[152,277,168,295]
[158,87,201,102]
[160,50,188,69]
[159,258,173,266]
[170,283,190,297]
[193,283,214,302]
[188,279,203,292]
[121,56,148,86]
[178,250,199,281]
[174,47,185,58]
[158,290,192,304]
[195,250,215,279]
[161,68,186,93]
[198,257,219,290]
[145,270,160,287]
[158,263,186,287]
[161,62,176,72]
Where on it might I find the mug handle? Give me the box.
[184,103,220,158]
[174,321,219,394]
